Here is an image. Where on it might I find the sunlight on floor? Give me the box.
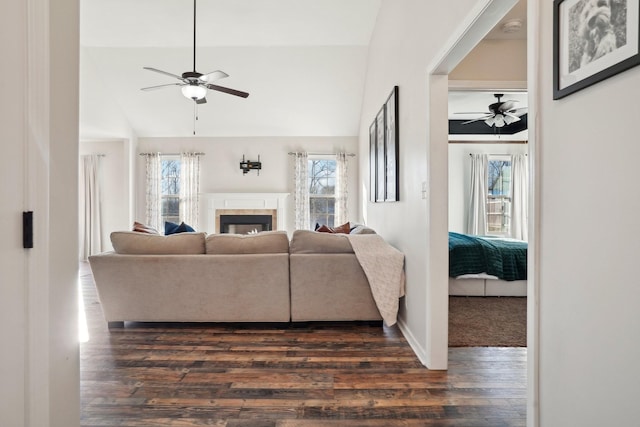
[78,275,89,343]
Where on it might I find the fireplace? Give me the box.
[219,214,272,234]
[204,193,290,234]
[214,208,277,234]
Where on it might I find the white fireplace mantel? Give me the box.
[202,192,290,233]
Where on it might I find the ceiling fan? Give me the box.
[140,0,249,104]
[458,93,526,128]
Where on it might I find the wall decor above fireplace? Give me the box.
[240,154,261,175]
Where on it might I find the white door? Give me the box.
[1,1,80,426]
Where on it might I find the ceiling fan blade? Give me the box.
[453,111,492,115]
[143,67,186,82]
[461,115,493,125]
[196,97,207,105]
[507,107,528,116]
[498,100,517,111]
[200,70,229,82]
[206,84,250,98]
[503,112,521,125]
[140,83,183,91]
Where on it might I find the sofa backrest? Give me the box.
[111,231,207,254]
[205,231,290,254]
[289,230,354,254]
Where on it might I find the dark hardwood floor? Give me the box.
[80,262,526,426]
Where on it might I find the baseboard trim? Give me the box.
[396,317,429,368]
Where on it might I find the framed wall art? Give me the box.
[553,0,640,99]
[384,86,399,202]
[375,106,386,203]
[369,86,399,202]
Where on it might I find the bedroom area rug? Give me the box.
[448,296,527,347]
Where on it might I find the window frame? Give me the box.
[160,155,181,227]
[486,155,512,237]
[308,156,337,229]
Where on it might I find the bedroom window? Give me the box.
[161,156,181,225]
[487,156,512,235]
[308,158,336,227]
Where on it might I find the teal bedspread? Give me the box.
[448,232,527,281]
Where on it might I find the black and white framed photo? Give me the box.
[384,86,399,202]
[375,107,386,203]
[554,0,639,99]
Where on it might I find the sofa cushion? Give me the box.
[206,231,289,254]
[289,230,354,254]
[111,231,206,254]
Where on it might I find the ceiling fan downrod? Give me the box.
[192,0,197,72]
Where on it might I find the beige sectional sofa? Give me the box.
[88,229,382,329]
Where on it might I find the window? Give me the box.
[161,156,180,225]
[487,156,511,236]
[308,158,336,227]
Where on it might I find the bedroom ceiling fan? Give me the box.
[140,0,249,104]
[457,93,527,128]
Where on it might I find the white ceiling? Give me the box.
[79,0,526,139]
[80,0,381,138]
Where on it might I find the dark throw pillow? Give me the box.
[165,221,195,235]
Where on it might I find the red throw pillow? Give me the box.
[132,221,159,234]
[315,222,350,234]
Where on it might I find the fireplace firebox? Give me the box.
[219,214,272,234]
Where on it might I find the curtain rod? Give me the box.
[288,152,355,157]
[469,153,527,156]
[139,152,205,156]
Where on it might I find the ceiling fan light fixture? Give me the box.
[494,114,506,128]
[181,84,207,100]
[484,117,495,127]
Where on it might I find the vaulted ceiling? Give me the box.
[80,0,381,138]
[79,0,526,140]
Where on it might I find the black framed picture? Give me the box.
[369,121,377,202]
[384,86,399,202]
[553,0,639,99]
[375,106,386,203]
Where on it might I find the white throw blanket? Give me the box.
[346,234,405,326]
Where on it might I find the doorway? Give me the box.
[426,0,538,423]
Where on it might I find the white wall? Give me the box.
[136,136,360,234]
[448,142,527,233]
[536,2,640,425]
[80,140,132,251]
[359,0,478,367]
[80,47,137,140]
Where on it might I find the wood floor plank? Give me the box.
[80,262,526,425]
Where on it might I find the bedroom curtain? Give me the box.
[511,154,528,241]
[180,152,201,228]
[79,154,103,260]
[293,151,310,230]
[467,154,488,235]
[334,151,349,226]
[144,152,162,231]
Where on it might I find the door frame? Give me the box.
[426,0,539,425]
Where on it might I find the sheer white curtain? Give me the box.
[467,154,488,235]
[180,152,201,228]
[335,152,349,225]
[511,154,528,241]
[79,154,102,260]
[293,152,310,230]
[144,153,162,231]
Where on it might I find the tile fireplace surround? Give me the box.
[202,193,290,234]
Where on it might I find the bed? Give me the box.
[448,232,527,297]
